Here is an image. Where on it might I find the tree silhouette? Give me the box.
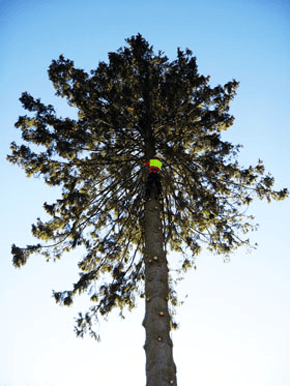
[8,34,288,385]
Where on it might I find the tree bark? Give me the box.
[143,192,177,386]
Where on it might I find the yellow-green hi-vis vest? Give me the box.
[150,159,162,169]
[148,159,162,173]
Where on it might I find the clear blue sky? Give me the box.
[1,0,290,385]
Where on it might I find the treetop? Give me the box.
[8,34,288,336]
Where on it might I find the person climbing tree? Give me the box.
[145,153,163,200]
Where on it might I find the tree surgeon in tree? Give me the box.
[144,153,163,200]
[7,34,288,386]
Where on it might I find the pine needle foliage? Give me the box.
[8,34,288,339]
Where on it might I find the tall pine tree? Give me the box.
[8,34,287,385]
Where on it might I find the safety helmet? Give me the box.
[155,152,162,160]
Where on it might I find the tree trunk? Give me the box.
[143,191,177,386]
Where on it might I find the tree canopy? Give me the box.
[8,33,288,338]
